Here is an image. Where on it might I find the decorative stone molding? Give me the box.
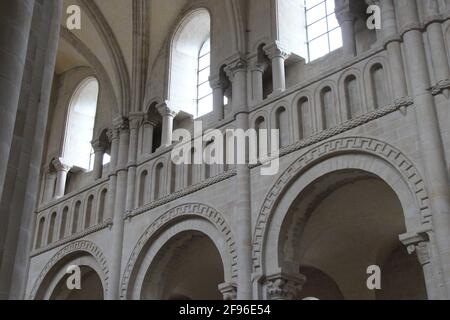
[219,282,237,300]
[157,101,178,118]
[31,218,113,257]
[29,240,110,300]
[250,97,414,168]
[51,158,71,173]
[431,79,450,96]
[224,58,247,80]
[263,42,291,61]
[126,169,237,219]
[252,136,431,272]
[120,203,238,299]
[400,227,432,266]
[265,273,306,300]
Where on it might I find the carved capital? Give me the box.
[251,61,269,73]
[399,227,432,266]
[263,42,291,60]
[51,158,71,173]
[91,139,108,153]
[218,282,237,300]
[265,273,306,300]
[113,117,130,133]
[107,128,120,142]
[129,112,145,130]
[209,76,227,90]
[157,101,178,118]
[224,58,247,80]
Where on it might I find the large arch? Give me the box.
[253,136,431,275]
[29,240,109,300]
[120,203,237,299]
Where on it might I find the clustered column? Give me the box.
[225,58,252,300]
[108,119,130,300]
[397,0,450,298]
[375,0,408,99]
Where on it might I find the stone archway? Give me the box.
[254,137,434,300]
[120,203,237,300]
[29,240,109,300]
[277,170,427,300]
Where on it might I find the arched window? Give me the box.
[138,170,149,206]
[60,207,69,240]
[47,212,57,244]
[63,77,99,170]
[35,217,45,249]
[85,195,94,229]
[305,0,342,62]
[344,75,361,119]
[72,201,81,234]
[169,9,212,118]
[298,97,311,139]
[370,64,388,109]
[275,107,289,148]
[321,86,335,129]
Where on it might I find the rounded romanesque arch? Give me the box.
[252,136,431,275]
[29,240,109,300]
[120,203,237,300]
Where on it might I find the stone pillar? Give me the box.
[142,117,156,155]
[106,128,119,221]
[400,230,438,299]
[219,282,237,301]
[336,9,357,57]
[107,120,130,300]
[263,42,290,96]
[397,0,450,298]
[125,115,141,211]
[52,159,71,199]
[43,170,56,203]
[250,62,267,104]
[210,77,225,122]
[92,140,107,180]
[265,273,306,300]
[225,58,248,114]
[375,0,408,99]
[425,0,450,97]
[225,58,253,299]
[157,102,177,148]
[0,0,35,198]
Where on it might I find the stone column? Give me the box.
[263,42,290,96]
[107,120,130,300]
[106,128,119,221]
[125,115,141,211]
[425,0,450,97]
[336,9,357,57]
[250,62,267,104]
[219,282,237,300]
[92,140,107,180]
[210,77,225,122]
[0,0,35,198]
[225,58,248,114]
[142,117,156,155]
[400,230,438,299]
[43,170,56,203]
[397,0,450,298]
[225,58,253,299]
[374,0,408,99]
[52,159,71,199]
[265,273,306,300]
[157,102,178,148]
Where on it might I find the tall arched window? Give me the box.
[197,38,212,117]
[63,77,99,170]
[169,9,212,118]
[305,0,342,62]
